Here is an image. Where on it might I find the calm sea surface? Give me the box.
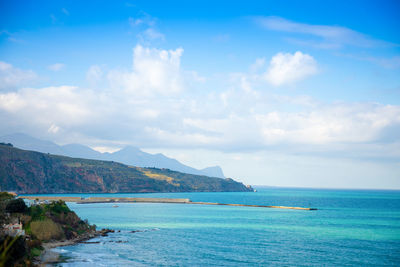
[33,187,400,266]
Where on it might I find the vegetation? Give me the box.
[0,193,95,266]
[0,235,27,267]
[0,193,15,226]
[0,144,253,193]
[6,199,27,213]
[0,142,12,147]
[30,220,64,241]
[0,192,14,202]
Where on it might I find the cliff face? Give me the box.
[0,145,252,194]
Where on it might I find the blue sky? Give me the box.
[1,0,400,188]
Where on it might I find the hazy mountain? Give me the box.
[106,146,206,176]
[0,133,225,178]
[1,133,64,155]
[0,144,250,194]
[62,143,105,160]
[200,166,225,178]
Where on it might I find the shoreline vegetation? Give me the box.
[0,192,113,266]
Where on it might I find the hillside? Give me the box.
[0,133,225,178]
[0,144,252,194]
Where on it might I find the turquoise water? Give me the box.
[37,187,400,266]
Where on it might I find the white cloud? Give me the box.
[186,71,206,83]
[360,55,400,69]
[249,58,266,72]
[0,92,25,112]
[264,51,317,86]
[48,124,60,134]
[86,65,103,85]
[175,102,400,151]
[128,14,156,28]
[2,81,398,155]
[140,28,165,41]
[0,45,195,146]
[48,63,65,72]
[255,104,397,145]
[129,17,143,27]
[107,45,184,96]
[128,14,163,44]
[256,16,391,48]
[0,62,38,91]
[92,146,120,153]
[0,86,94,127]
[0,46,399,163]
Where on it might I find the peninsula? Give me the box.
[0,144,252,194]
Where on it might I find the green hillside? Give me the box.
[0,144,252,194]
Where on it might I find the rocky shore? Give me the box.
[38,228,114,265]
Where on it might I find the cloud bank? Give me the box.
[0,46,399,162]
[0,61,37,91]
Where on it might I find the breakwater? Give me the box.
[20,196,316,210]
[190,202,317,210]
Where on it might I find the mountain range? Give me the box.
[0,133,225,178]
[0,144,251,194]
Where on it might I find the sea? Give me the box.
[35,187,400,266]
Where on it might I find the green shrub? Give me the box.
[30,219,65,241]
[5,198,27,213]
[47,200,70,214]
[29,247,42,257]
[28,205,45,221]
[0,192,14,202]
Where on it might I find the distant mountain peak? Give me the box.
[201,166,225,178]
[115,146,146,156]
[0,133,63,155]
[0,133,226,178]
[120,145,141,151]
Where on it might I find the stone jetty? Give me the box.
[20,196,316,210]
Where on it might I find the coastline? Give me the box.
[22,189,400,266]
[38,229,112,266]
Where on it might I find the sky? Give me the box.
[1,0,400,189]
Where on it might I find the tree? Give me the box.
[5,199,27,213]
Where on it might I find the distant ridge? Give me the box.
[200,166,225,178]
[0,133,225,178]
[0,144,251,194]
